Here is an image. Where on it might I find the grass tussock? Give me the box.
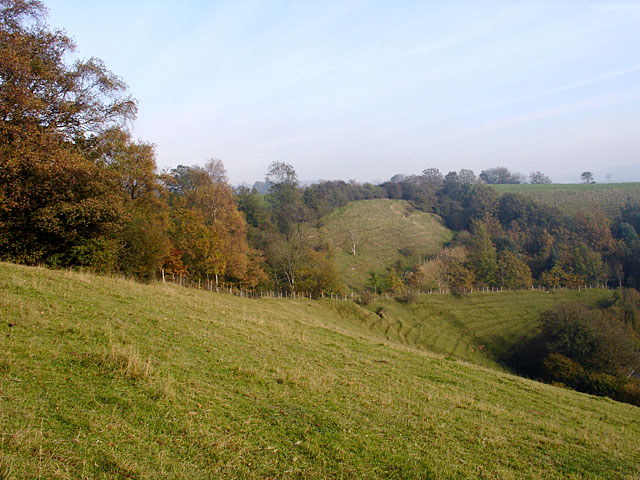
[104,343,154,381]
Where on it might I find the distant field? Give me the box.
[492,182,640,217]
[2,262,639,479]
[319,199,453,291]
[360,289,613,370]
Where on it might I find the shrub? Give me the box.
[614,378,640,407]
[543,353,587,390]
[356,292,373,305]
[396,291,419,304]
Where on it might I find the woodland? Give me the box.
[1,0,640,405]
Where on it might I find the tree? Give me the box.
[458,169,476,185]
[0,0,137,267]
[479,167,521,184]
[467,219,498,287]
[538,303,638,376]
[0,1,136,138]
[234,186,271,229]
[265,161,304,236]
[295,246,342,297]
[496,250,533,288]
[445,257,475,294]
[422,167,443,185]
[529,171,551,184]
[581,172,595,184]
[167,161,264,287]
[89,127,170,279]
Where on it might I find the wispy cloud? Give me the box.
[455,87,640,138]
[538,65,640,97]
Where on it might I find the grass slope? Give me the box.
[319,199,453,291]
[492,182,640,217]
[1,263,639,479]
[360,289,613,370]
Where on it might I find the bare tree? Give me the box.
[349,230,359,256]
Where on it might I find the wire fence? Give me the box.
[160,271,614,302]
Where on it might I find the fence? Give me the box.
[160,270,614,302]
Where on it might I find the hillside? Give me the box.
[360,289,613,370]
[2,263,639,479]
[492,182,640,217]
[319,199,453,291]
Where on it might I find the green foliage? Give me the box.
[234,186,272,229]
[302,180,385,219]
[496,250,533,288]
[479,166,523,184]
[51,237,120,273]
[468,219,498,287]
[508,300,640,404]
[542,244,608,287]
[294,247,342,296]
[542,353,587,389]
[609,288,640,334]
[265,161,305,236]
[118,206,170,280]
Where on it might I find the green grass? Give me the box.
[361,289,613,370]
[1,262,639,479]
[492,182,640,217]
[319,199,453,291]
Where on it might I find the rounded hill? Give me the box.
[319,199,453,291]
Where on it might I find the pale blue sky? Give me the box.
[45,1,640,184]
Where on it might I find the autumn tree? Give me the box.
[167,160,265,287]
[87,127,170,278]
[0,0,138,267]
[445,257,475,294]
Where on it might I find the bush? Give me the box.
[356,292,373,305]
[538,302,638,376]
[505,301,640,407]
[614,378,640,407]
[543,353,587,390]
[395,291,418,304]
[585,372,619,398]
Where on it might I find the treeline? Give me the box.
[3,1,640,299]
[365,168,640,295]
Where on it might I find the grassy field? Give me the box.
[319,199,453,291]
[360,289,613,370]
[492,182,640,217]
[1,262,639,479]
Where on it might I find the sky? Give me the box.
[44,0,640,185]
